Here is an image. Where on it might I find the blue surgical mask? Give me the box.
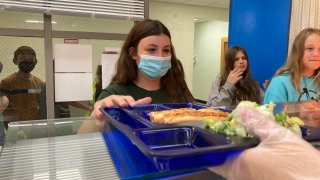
[138,54,172,80]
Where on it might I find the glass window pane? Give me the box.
[52,38,124,118]
[52,15,134,33]
[0,11,43,30]
[0,36,45,127]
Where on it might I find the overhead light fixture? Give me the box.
[1,0,144,21]
[194,18,198,21]
[25,20,57,24]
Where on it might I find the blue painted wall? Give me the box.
[228,0,292,88]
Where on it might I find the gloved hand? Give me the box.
[210,106,320,180]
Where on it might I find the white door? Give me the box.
[192,20,229,102]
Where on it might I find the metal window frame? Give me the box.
[0,0,149,119]
[0,0,145,21]
[0,17,128,119]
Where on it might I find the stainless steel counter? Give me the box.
[0,118,119,180]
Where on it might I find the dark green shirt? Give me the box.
[98,82,170,103]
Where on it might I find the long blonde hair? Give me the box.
[273,28,320,94]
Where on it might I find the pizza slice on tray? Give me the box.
[149,108,228,123]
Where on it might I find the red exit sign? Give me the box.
[64,39,79,44]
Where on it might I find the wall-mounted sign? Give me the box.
[54,44,92,72]
[101,47,120,89]
[64,39,79,44]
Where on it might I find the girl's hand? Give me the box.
[226,68,244,85]
[91,95,152,118]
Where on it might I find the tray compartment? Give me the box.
[135,127,225,150]
[161,103,207,110]
[162,103,232,113]
[139,103,230,128]
[152,152,231,172]
[302,126,320,142]
[127,104,170,112]
[127,104,170,121]
[101,107,152,129]
[125,104,180,126]
[131,126,234,171]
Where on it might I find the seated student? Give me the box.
[207,46,264,107]
[264,28,320,103]
[0,46,44,128]
[91,19,194,118]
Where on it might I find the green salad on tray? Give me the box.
[204,101,304,137]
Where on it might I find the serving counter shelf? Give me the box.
[0,117,224,179]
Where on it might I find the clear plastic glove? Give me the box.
[210,106,320,180]
[91,95,152,118]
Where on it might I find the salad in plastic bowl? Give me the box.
[204,101,304,137]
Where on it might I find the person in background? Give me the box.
[264,28,320,103]
[0,46,44,128]
[84,64,102,117]
[207,46,264,107]
[93,64,102,102]
[0,61,9,145]
[90,19,194,118]
[0,61,9,113]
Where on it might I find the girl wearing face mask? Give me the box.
[207,46,264,107]
[91,19,194,118]
[264,28,320,103]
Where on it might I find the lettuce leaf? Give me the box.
[206,101,304,137]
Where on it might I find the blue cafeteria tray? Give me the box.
[100,103,258,171]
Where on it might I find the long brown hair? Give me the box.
[111,19,194,103]
[94,65,102,102]
[272,28,320,94]
[219,46,261,103]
